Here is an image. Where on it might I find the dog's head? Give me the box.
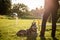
[30,22,37,32]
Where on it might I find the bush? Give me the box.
[0,15,14,19]
[0,15,7,19]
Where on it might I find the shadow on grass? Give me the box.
[46,29,59,31]
[26,36,37,40]
[40,37,59,40]
[52,37,59,40]
[40,37,46,40]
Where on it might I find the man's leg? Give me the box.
[40,11,50,37]
[51,12,57,37]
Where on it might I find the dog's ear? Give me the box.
[32,22,36,25]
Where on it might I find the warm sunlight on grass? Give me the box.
[0,19,60,40]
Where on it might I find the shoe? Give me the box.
[39,35,44,38]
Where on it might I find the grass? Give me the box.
[0,19,60,40]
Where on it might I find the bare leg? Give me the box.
[40,11,50,37]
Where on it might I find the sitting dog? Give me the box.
[16,22,37,37]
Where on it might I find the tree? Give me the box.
[0,0,11,15]
[12,3,30,18]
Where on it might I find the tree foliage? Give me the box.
[11,3,30,18]
[0,0,11,15]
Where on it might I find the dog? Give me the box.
[16,22,37,37]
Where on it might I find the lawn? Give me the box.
[0,19,60,40]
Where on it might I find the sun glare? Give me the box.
[12,0,44,10]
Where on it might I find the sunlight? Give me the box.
[12,0,44,10]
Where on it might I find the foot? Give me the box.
[51,34,55,38]
[51,36,55,38]
[52,37,58,40]
[39,35,44,38]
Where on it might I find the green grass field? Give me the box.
[0,19,60,40]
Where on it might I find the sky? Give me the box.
[12,0,44,10]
